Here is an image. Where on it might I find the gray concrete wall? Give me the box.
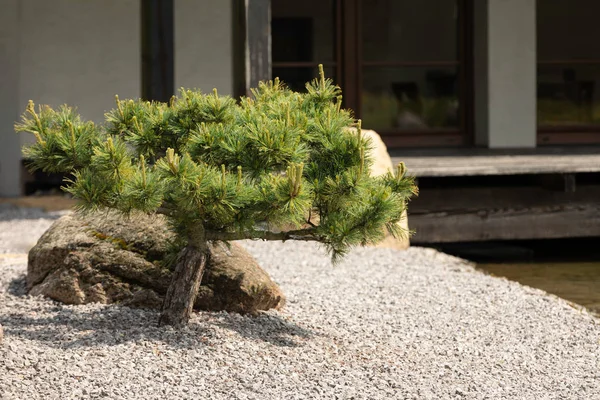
[2,0,140,196]
[475,0,537,148]
[0,0,22,196]
[0,0,235,196]
[18,0,141,144]
[174,0,233,95]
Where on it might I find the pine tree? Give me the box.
[15,66,417,327]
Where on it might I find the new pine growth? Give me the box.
[15,66,417,261]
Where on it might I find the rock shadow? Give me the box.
[0,306,209,350]
[0,304,315,350]
[212,312,316,347]
[6,275,27,296]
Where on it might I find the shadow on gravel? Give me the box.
[0,306,315,349]
[213,313,315,347]
[0,204,66,222]
[0,308,198,349]
[7,276,27,296]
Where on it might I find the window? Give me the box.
[271,0,339,93]
[359,0,466,147]
[271,0,471,148]
[538,0,600,144]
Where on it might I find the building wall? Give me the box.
[0,0,21,196]
[18,0,141,143]
[0,0,549,195]
[174,0,233,95]
[0,0,141,196]
[0,0,235,196]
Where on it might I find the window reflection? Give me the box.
[538,0,600,127]
[362,67,459,130]
[538,65,600,126]
[538,0,600,61]
[362,0,458,62]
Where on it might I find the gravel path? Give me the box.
[1,206,599,399]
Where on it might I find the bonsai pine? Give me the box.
[15,66,417,327]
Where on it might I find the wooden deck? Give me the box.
[389,147,600,243]
[389,147,600,177]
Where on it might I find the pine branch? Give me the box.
[16,64,418,263]
[206,228,324,242]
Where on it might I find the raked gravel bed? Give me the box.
[1,206,599,399]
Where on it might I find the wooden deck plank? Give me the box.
[387,147,600,242]
[390,149,600,177]
[407,186,600,243]
[409,203,600,243]
[408,186,600,214]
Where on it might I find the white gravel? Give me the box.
[0,204,66,254]
[1,206,599,399]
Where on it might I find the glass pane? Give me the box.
[538,0,600,61]
[361,0,458,62]
[538,64,600,126]
[271,0,336,63]
[272,67,337,93]
[361,67,459,130]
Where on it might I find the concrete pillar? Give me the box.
[0,0,21,196]
[474,0,537,148]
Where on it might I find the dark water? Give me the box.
[431,239,600,315]
[477,262,600,314]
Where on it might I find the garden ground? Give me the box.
[1,204,599,399]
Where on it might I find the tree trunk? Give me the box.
[158,239,208,327]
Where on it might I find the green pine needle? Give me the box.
[15,65,417,262]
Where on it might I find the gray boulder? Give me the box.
[27,212,285,314]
